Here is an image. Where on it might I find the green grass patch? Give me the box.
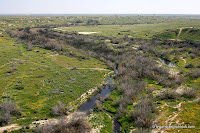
[88,111,113,133]
[0,36,109,125]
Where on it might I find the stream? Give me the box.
[77,59,175,132]
[78,73,121,133]
[159,58,176,67]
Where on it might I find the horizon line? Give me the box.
[0,13,200,16]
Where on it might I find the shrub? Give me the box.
[190,53,196,59]
[196,98,200,104]
[27,43,33,51]
[147,88,154,94]
[51,101,67,116]
[159,89,179,100]
[182,88,197,98]
[13,83,24,90]
[7,63,18,74]
[0,100,17,114]
[185,63,194,68]
[0,113,12,126]
[191,69,200,79]
[118,102,128,117]
[35,116,91,133]
[24,27,30,33]
[71,66,77,70]
[86,19,100,25]
[131,97,156,128]
[94,100,103,111]
[0,100,20,126]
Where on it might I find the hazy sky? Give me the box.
[0,0,200,14]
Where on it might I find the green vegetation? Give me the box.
[0,15,200,133]
[179,28,200,41]
[55,20,200,39]
[153,29,179,40]
[154,28,200,41]
[88,111,113,133]
[0,35,109,126]
[102,89,121,114]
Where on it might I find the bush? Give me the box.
[71,66,77,70]
[27,43,33,51]
[0,113,12,126]
[196,98,200,104]
[117,101,128,117]
[191,69,200,79]
[94,100,103,111]
[185,63,194,68]
[13,84,24,90]
[159,89,179,100]
[131,97,156,128]
[0,100,17,114]
[35,116,91,133]
[147,88,154,94]
[51,101,67,116]
[0,100,20,126]
[182,88,197,98]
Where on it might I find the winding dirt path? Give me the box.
[177,28,183,40]
[180,57,186,64]
[177,27,193,40]
[152,102,183,133]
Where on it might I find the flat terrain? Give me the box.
[55,20,200,39]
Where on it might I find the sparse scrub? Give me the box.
[0,100,18,115]
[191,69,200,79]
[0,113,12,126]
[182,88,197,98]
[51,101,67,116]
[117,99,128,117]
[7,62,18,74]
[13,83,24,90]
[185,63,194,68]
[95,100,103,111]
[196,98,200,104]
[0,100,20,126]
[35,116,91,133]
[131,97,156,128]
[159,89,179,100]
[27,43,33,51]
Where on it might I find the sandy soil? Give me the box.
[78,32,98,35]
[0,124,22,133]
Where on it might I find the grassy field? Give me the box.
[0,35,110,126]
[55,20,200,39]
[154,28,200,41]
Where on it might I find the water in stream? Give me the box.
[78,75,121,133]
[113,117,121,133]
[159,58,176,67]
[78,83,112,113]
